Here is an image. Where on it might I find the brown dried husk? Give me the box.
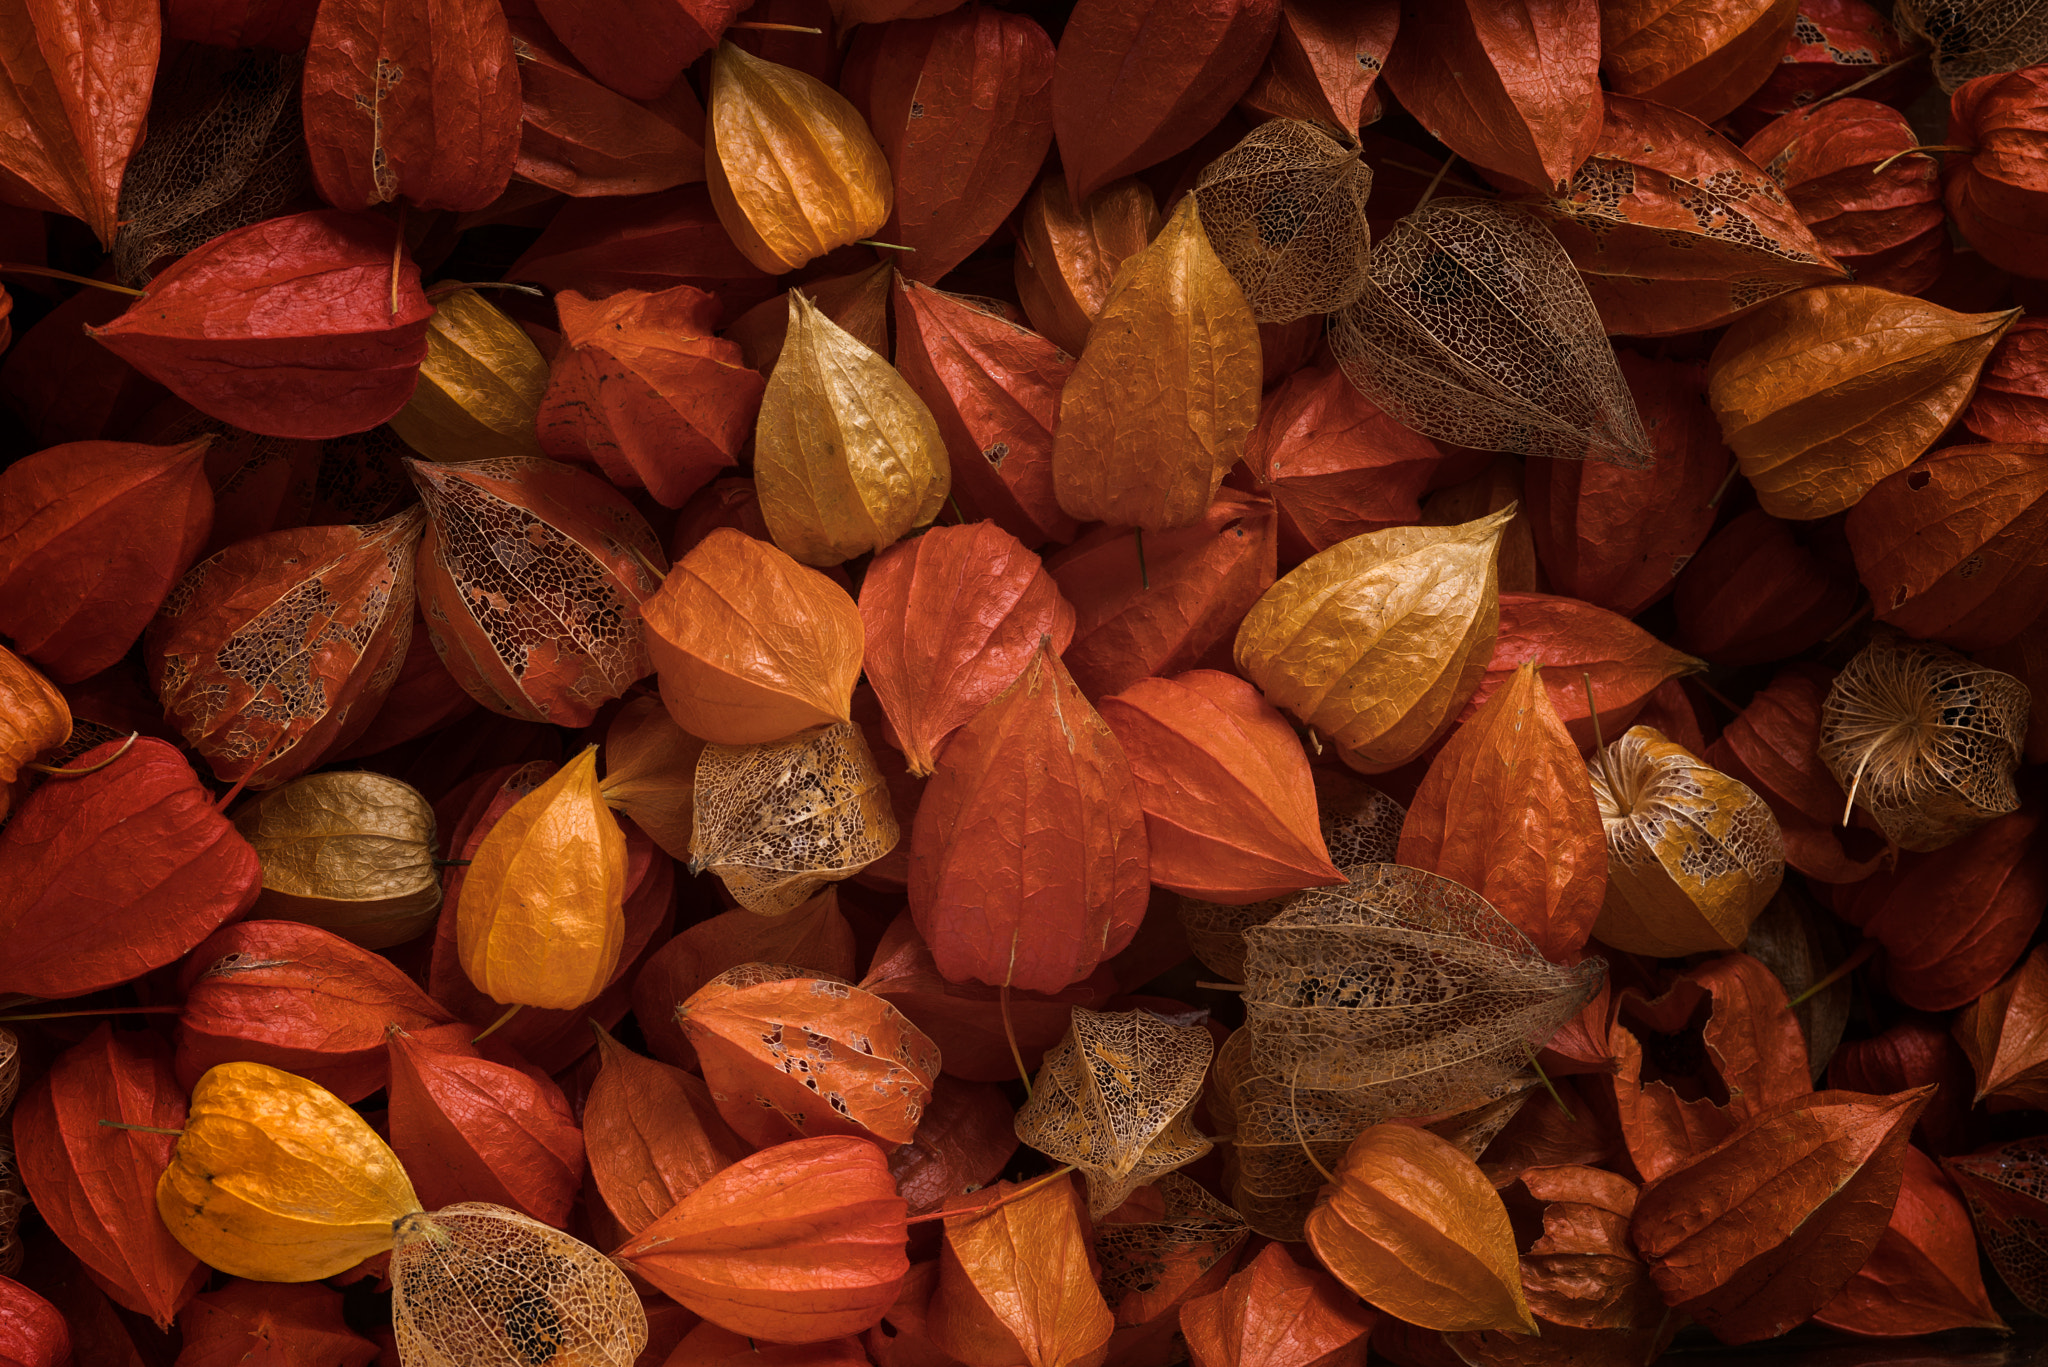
[1331,199,1650,467]
[1193,119,1373,323]
[112,47,308,284]
[0,1137,22,1278]
[1590,725,1787,957]
[690,722,900,915]
[1179,771,1404,981]
[1241,864,1605,1095]
[231,771,442,949]
[390,1202,646,1367]
[1818,633,2031,853]
[1013,1008,1215,1218]
[1093,1173,1248,1316]
[1895,0,2048,92]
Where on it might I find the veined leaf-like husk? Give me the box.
[391,1203,646,1367]
[599,695,704,864]
[1896,0,2048,92]
[1013,174,1161,355]
[0,645,68,798]
[679,963,941,1149]
[1233,508,1512,773]
[1332,199,1649,467]
[156,1061,422,1281]
[1178,769,1404,981]
[1589,725,1786,957]
[1818,633,2030,852]
[458,746,629,1010]
[1180,1240,1374,1367]
[1094,1172,1248,1327]
[388,289,546,464]
[1052,192,1262,533]
[640,526,863,745]
[1306,1123,1537,1334]
[1013,1007,1214,1217]
[1598,0,1796,122]
[928,1171,1113,1367]
[1194,119,1372,322]
[232,771,441,950]
[1707,285,2019,519]
[147,506,424,788]
[409,456,666,727]
[690,722,900,915]
[706,43,891,274]
[756,292,951,567]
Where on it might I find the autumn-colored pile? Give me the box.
[1,0,2047,1363]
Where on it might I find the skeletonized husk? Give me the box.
[1194,119,1373,323]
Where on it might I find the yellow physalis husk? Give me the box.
[1052,192,1262,533]
[755,291,951,567]
[705,42,892,274]
[458,745,629,1010]
[1590,725,1787,957]
[389,288,548,463]
[232,770,442,950]
[1233,508,1512,773]
[391,1203,648,1367]
[157,1062,422,1282]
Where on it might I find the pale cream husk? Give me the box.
[233,770,442,949]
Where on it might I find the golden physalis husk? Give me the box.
[231,771,442,950]
[1589,725,1787,957]
[1052,192,1262,533]
[157,1061,422,1282]
[389,288,548,464]
[690,722,900,915]
[755,291,951,567]
[1178,770,1404,981]
[458,745,629,1010]
[1234,509,1512,773]
[1818,633,2031,852]
[705,42,891,274]
[1014,1007,1214,1218]
[1194,119,1373,323]
[391,1202,647,1367]
[1332,198,1650,468]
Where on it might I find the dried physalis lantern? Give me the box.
[1332,199,1650,467]
[1819,633,2030,852]
[706,43,892,274]
[598,696,703,864]
[157,1062,423,1281]
[1944,1137,2048,1314]
[0,645,69,821]
[147,507,425,789]
[690,722,900,915]
[388,289,547,465]
[755,292,951,567]
[1013,175,1162,355]
[391,1203,646,1367]
[678,963,941,1149]
[1589,725,1786,957]
[231,772,441,950]
[459,746,630,1012]
[1234,509,1513,773]
[1013,1008,1214,1217]
[409,456,666,728]
[1194,119,1373,322]
[1178,770,1404,981]
[1896,0,2048,92]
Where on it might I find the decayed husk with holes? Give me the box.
[1331,199,1649,467]
[232,771,441,949]
[1819,634,2031,852]
[1895,0,2048,92]
[1193,119,1373,323]
[690,722,900,915]
[1590,726,1787,957]
[1013,1008,1214,1217]
[1179,770,1404,981]
[1094,1172,1248,1322]
[391,1202,646,1367]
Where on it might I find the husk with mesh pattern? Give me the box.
[1818,633,2030,853]
[1330,198,1649,467]
[1194,119,1373,323]
[1895,0,2048,92]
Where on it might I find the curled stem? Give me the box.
[27,732,138,776]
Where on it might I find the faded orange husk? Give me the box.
[755,292,952,567]
[706,43,892,274]
[1234,508,1512,773]
[1590,725,1786,957]
[457,745,629,1010]
[1052,192,1262,533]
[1013,174,1162,355]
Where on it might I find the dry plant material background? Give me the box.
[0,0,2047,1364]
